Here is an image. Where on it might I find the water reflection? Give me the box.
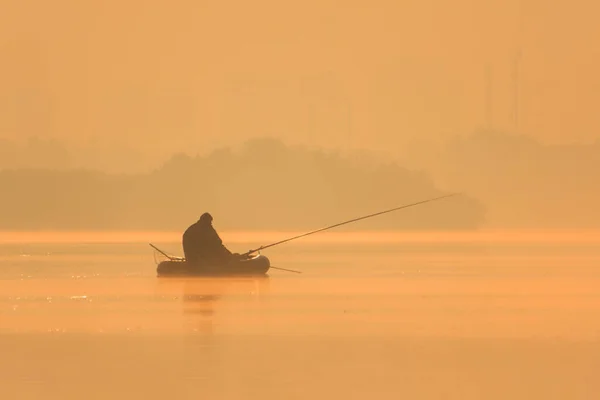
[154,276,271,335]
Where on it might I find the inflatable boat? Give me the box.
[156,254,271,277]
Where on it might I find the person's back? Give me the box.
[182,213,233,266]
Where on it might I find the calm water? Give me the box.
[1,231,599,399]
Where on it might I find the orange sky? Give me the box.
[2,0,599,156]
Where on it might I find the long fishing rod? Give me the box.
[241,192,461,257]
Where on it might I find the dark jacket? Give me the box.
[182,221,232,265]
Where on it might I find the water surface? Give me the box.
[1,230,599,399]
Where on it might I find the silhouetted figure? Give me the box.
[182,213,236,266]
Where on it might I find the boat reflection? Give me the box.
[155,276,271,335]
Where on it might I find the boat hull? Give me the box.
[156,254,271,277]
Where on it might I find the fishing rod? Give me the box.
[149,243,184,261]
[268,266,302,274]
[241,192,461,257]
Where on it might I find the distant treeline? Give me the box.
[0,138,485,231]
[403,130,600,228]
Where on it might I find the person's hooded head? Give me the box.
[198,212,213,226]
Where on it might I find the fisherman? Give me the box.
[182,213,242,265]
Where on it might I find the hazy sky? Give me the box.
[2,0,599,156]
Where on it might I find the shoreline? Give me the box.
[1,229,600,244]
